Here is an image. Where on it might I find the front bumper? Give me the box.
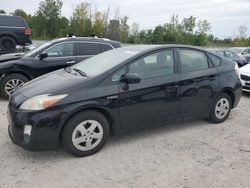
[240,79,250,92]
[7,105,66,151]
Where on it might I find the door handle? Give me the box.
[166,85,178,92]
[208,75,216,81]
[66,60,76,64]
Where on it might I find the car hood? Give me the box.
[16,69,91,98]
[239,63,250,75]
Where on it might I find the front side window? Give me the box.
[128,50,174,80]
[179,49,208,73]
[45,43,73,57]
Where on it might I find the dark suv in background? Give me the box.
[0,15,32,52]
[0,37,120,98]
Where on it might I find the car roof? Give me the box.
[51,37,120,45]
[116,44,213,54]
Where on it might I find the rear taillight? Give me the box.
[24,28,31,35]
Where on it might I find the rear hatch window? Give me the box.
[0,16,27,27]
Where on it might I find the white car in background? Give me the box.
[239,63,250,92]
[230,47,250,62]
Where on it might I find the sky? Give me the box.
[1,0,250,38]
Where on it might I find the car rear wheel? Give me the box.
[0,36,16,52]
[208,93,232,123]
[0,74,29,99]
[62,110,110,157]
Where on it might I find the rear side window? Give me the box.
[179,49,208,73]
[207,53,221,66]
[99,44,113,52]
[0,16,26,27]
[76,43,101,56]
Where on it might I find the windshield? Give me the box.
[72,48,140,77]
[23,42,52,58]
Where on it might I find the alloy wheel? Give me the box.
[72,120,104,151]
[4,79,25,96]
[215,98,230,119]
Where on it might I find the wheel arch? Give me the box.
[0,33,18,43]
[221,88,235,108]
[59,106,115,142]
[3,70,33,80]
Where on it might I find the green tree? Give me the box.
[92,11,105,37]
[13,9,27,18]
[119,16,129,43]
[70,2,93,36]
[107,19,120,41]
[182,16,196,33]
[0,10,6,14]
[33,0,63,39]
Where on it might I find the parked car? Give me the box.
[0,14,32,52]
[229,47,250,62]
[239,63,250,92]
[0,37,120,98]
[214,49,248,67]
[8,45,242,157]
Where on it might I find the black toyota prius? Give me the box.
[8,45,242,157]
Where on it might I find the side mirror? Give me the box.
[119,73,141,84]
[38,53,48,60]
[242,51,247,55]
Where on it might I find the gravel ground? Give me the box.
[0,93,250,188]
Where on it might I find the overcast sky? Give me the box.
[1,0,250,38]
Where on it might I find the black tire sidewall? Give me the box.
[0,74,29,99]
[0,36,16,51]
[62,111,110,157]
[209,93,232,123]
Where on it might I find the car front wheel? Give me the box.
[208,93,232,123]
[0,74,29,99]
[62,110,110,157]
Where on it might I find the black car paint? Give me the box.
[0,37,120,80]
[8,45,242,151]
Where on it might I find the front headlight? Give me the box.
[19,94,68,111]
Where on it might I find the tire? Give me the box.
[0,36,16,52]
[62,110,110,157]
[208,93,232,123]
[0,74,29,99]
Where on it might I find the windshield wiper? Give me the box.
[73,68,87,77]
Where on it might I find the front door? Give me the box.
[34,42,76,76]
[118,49,180,132]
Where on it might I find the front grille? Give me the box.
[241,74,250,81]
[246,57,250,62]
[246,82,250,86]
[243,86,250,90]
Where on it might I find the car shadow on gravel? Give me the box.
[242,91,250,98]
[12,118,210,160]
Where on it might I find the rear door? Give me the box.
[75,42,102,62]
[177,48,218,118]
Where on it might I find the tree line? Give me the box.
[0,0,249,47]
